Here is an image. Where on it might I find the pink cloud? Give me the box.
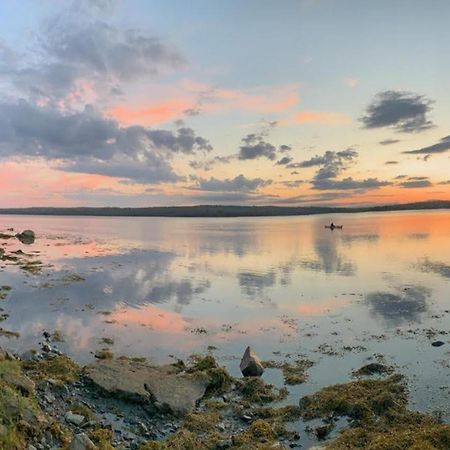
[108,81,300,126]
[57,79,98,111]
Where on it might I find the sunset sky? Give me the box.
[0,0,449,207]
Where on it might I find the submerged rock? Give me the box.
[353,362,393,376]
[84,359,208,417]
[240,346,264,377]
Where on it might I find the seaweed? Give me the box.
[299,374,407,421]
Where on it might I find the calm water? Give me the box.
[1,210,449,442]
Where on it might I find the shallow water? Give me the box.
[1,210,449,446]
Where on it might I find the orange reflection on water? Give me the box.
[107,304,189,334]
[295,298,351,316]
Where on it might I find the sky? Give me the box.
[0,0,449,208]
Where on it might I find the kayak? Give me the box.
[324,225,343,229]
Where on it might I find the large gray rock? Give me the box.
[69,433,97,450]
[240,346,264,377]
[84,359,208,417]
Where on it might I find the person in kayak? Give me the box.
[330,222,335,228]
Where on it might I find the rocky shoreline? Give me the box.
[1,335,450,450]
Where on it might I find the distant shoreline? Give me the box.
[0,200,448,218]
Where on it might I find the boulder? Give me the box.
[240,346,264,377]
[84,359,208,417]
[69,433,97,450]
[16,230,35,245]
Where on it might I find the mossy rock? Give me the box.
[187,355,233,396]
[188,355,217,372]
[299,374,407,421]
[326,410,450,449]
[183,411,220,433]
[253,405,302,421]
[140,429,209,449]
[23,355,81,384]
[88,427,115,450]
[231,419,290,449]
[238,377,288,405]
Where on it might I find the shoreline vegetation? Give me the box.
[1,345,450,449]
[0,200,448,218]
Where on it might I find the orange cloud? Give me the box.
[109,98,192,126]
[0,160,130,207]
[348,185,450,206]
[293,111,352,125]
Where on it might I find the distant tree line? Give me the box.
[0,200,448,218]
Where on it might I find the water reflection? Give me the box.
[365,286,430,326]
[0,210,449,364]
[146,279,211,305]
[238,271,276,298]
[341,233,379,244]
[300,230,355,276]
[416,258,450,279]
[408,233,429,240]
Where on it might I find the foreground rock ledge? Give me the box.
[84,359,208,417]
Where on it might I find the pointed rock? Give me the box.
[16,230,35,245]
[240,346,264,377]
